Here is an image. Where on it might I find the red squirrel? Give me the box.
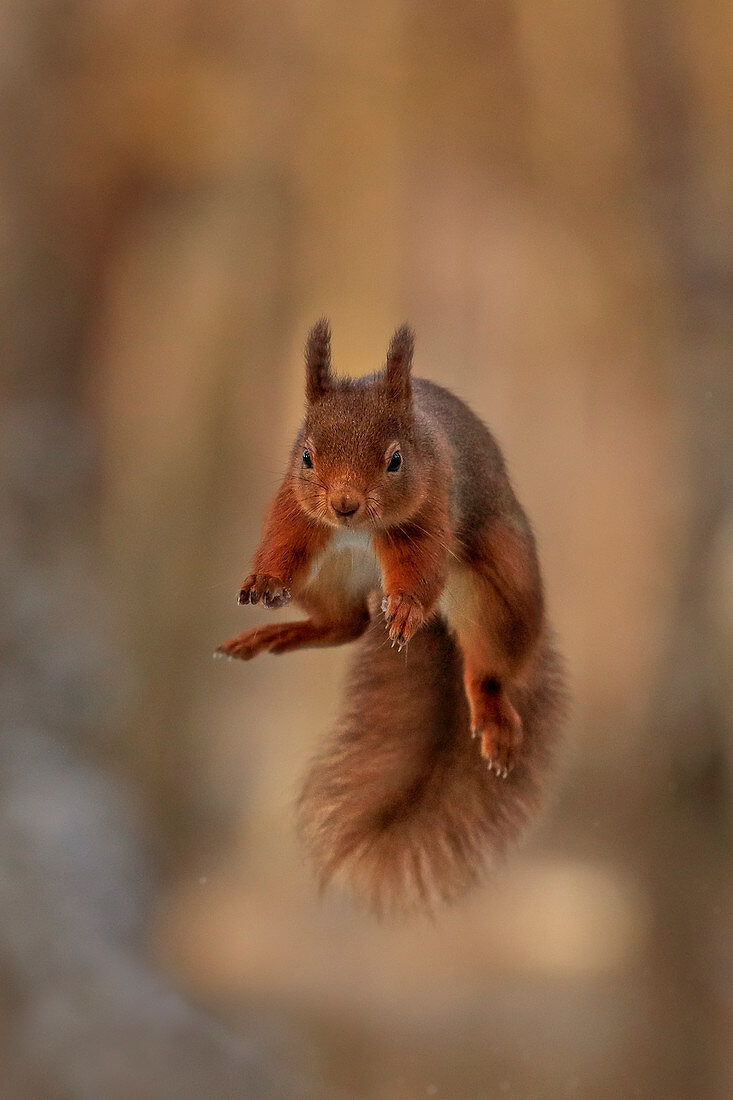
[218,320,566,913]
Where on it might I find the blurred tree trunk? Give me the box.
[625,4,733,1096]
[0,3,315,1096]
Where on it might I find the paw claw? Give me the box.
[239,573,290,610]
[382,593,425,647]
[485,757,512,779]
[478,731,518,777]
[472,687,522,776]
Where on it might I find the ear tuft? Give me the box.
[384,324,414,403]
[305,318,332,402]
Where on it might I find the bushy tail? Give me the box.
[297,610,566,916]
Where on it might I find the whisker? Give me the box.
[391,519,463,564]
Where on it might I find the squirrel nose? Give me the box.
[331,492,362,519]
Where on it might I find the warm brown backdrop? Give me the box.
[1,2,732,1097]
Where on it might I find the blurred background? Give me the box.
[1,1,732,1097]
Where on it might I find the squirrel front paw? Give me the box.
[381,593,426,648]
[238,573,291,609]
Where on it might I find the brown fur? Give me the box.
[297,605,566,916]
[218,320,568,914]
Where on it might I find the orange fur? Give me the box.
[217,320,567,913]
[249,479,331,588]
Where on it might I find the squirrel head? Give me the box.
[292,320,428,529]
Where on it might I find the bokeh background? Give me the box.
[2,2,732,1097]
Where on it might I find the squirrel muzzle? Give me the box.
[329,488,364,522]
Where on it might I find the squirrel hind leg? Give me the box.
[298,609,566,916]
[462,663,523,777]
[217,609,368,660]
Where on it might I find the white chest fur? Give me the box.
[305,527,382,600]
[438,563,480,637]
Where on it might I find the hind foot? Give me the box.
[216,621,314,660]
[475,721,522,778]
[467,678,522,778]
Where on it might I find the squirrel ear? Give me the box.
[384,324,414,404]
[305,318,332,402]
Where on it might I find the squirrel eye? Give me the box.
[387,450,402,472]
[302,448,313,468]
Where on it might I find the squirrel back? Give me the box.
[298,598,566,916]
